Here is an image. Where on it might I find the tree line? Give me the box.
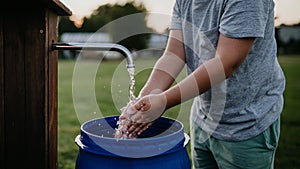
[58,2,153,51]
[275,23,300,55]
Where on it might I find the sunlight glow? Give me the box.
[60,0,300,32]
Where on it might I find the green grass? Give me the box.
[275,56,300,169]
[58,55,300,169]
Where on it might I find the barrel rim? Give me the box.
[80,115,184,142]
[76,115,187,158]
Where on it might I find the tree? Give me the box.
[80,5,111,32]
[89,2,152,51]
[59,1,152,51]
[58,16,80,34]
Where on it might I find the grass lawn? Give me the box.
[275,56,300,169]
[58,55,300,169]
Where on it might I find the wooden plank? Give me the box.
[3,13,27,168]
[1,1,71,16]
[47,10,59,169]
[0,14,5,169]
[23,10,47,168]
[1,7,63,169]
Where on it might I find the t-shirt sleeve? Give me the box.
[219,0,271,38]
[169,0,182,30]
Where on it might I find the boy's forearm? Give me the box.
[138,68,174,97]
[139,53,185,97]
[163,57,214,109]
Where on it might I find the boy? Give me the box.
[119,0,286,168]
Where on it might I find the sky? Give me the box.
[60,0,300,32]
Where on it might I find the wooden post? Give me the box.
[0,1,71,169]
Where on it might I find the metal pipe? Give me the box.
[51,42,135,68]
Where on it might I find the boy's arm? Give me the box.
[131,34,255,121]
[126,33,255,130]
[138,29,186,97]
[163,34,255,109]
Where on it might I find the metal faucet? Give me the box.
[51,42,135,68]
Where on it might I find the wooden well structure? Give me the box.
[0,1,71,168]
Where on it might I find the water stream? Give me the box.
[114,67,137,139]
[127,67,136,102]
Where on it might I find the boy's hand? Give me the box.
[116,93,167,138]
[131,93,167,123]
[115,101,138,139]
[119,101,138,121]
[125,93,167,136]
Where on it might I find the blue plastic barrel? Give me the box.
[75,115,190,169]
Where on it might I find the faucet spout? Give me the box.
[51,42,135,68]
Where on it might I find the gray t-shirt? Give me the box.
[170,0,286,141]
